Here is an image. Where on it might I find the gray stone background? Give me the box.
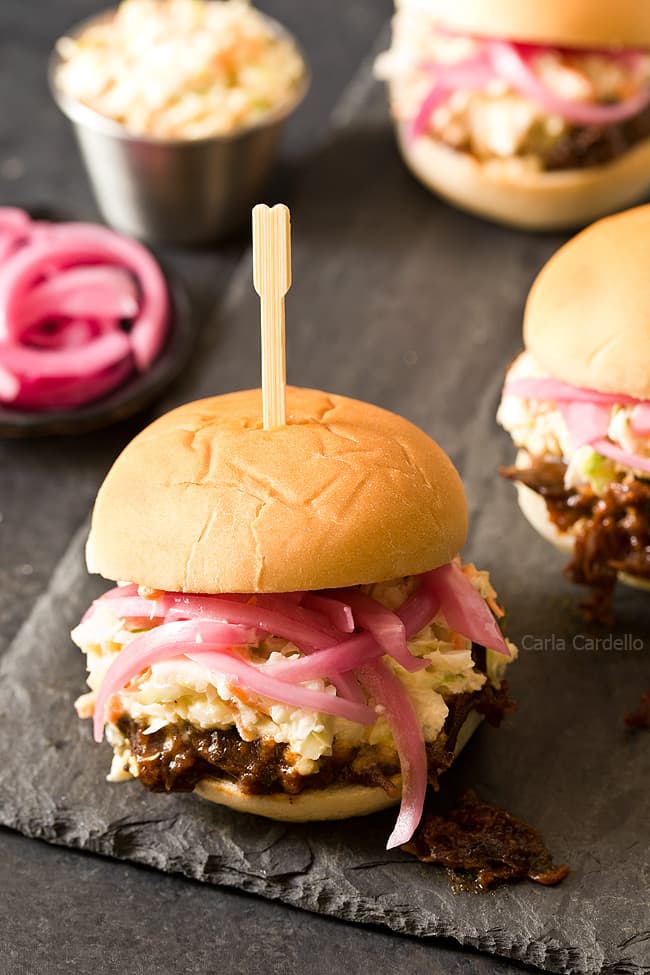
[1,3,648,974]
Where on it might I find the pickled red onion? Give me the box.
[411,38,650,141]
[0,210,168,412]
[15,266,139,332]
[156,592,339,650]
[486,40,650,126]
[92,620,257,741]
[396,584,441,639]
[255,599,369,699]
[331,588,427,673]
[631,403,650,435]
[81,582,144,622]
[83,588,342,650]
[11,357,134,411]
[558,401,612,450]
[0,366,19,400]
[102,584,139,599]
[23,318,111,350]
[253,594,345,643]
[279,591,306,605]
[411,82,455,139]
[264,632,382,681]
[504,376,650,473]
[331,672,367,706]
[424,563,510,657]
[504,376,640,405]
[0,225,167,368]
[356,658,427,849]
[411,56,494,138]
[28,223,168,371]
[592,438,650,474]
[0,331,131,386]
[303,593,354,633]
[185,650,375,726]
[93,595,163,622]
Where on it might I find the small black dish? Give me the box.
[0,272,195,438]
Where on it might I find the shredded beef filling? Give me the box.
[426,677,514,787]
[116,718,401,796]
[404,789,569,890]
[500,454,650,622]
[115,647,512,797]
[436,104,650,171]
[543,105,650,170]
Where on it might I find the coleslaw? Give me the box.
[498,352,650,489]
[55,0,306,139]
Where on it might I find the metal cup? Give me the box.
[48,9,309,245]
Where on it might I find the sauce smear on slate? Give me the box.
[403,790,569,891]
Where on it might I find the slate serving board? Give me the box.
[1,35,649,975]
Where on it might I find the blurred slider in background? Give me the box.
[498,204,650,621]
[376,0,650,229]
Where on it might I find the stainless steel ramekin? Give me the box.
[49,8,309,244]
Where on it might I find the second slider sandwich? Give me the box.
[498,205,650,619]
[377,0,650,229]
[73,386,516,848]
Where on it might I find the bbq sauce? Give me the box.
[500,456,650,623]
[404,790,569,891]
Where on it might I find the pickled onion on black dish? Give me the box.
[0,209,169,411]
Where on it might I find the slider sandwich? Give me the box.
[377,0,650,229]
[73,387,516,848]
[498,205,650,619]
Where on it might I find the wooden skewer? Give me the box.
[252,203,291,430]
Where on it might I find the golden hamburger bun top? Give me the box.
[87,386,467,593]
[524,205,650,400]
[426,0,650,49]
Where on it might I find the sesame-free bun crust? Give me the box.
[524,205,650,398]
[87,386,467,593]
[394,123,650,232]
[194,710,483,821]
[427,0,650,49]
[194,774,401,821]
[516,482,650,592]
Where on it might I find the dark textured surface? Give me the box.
[1,4,649,975]
[2,827,539,975]
[0,272,194,437]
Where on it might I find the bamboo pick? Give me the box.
[252,203,291,430]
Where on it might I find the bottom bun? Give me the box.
[516,482,650,592]
[515,482,574,555]
[395,122,650,231]
[194,709,484,822]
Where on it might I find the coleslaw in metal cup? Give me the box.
[49,4,309,244]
